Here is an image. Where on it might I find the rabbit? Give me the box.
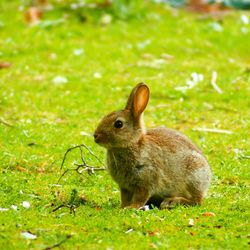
[94,83,212,209]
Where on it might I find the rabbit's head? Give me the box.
[94,83,150,149]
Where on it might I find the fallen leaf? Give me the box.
[0,62,12,69]
[148,230,160,236]
[148,231,155,236]
[24,7,43,24]
[203,212,216,217]
[37,167,45,173]
[186,0,230,13]
[16,165,28,172]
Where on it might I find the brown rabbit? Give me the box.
[94,83,212,209]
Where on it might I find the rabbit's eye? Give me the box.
[114,120,123,129]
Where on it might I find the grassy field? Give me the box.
[0,1,249,249]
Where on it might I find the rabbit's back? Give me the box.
[146,127,201,154]
[145,127,211,199]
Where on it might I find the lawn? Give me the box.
[0,1,249,249]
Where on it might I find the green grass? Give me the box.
[0,1,249,249]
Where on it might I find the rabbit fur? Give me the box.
[94,83,212,209]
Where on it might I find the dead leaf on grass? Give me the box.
[16,165,28,172]
[24,7,43,24]
[148,230,160,237]
[186,0,230,14]
[0,62,12,69]
[203,212,216,217]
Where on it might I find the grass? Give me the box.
[0,1,249,249]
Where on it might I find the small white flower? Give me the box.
[188,218,194,227]
[22,201,30,209]
[11,205,18,211]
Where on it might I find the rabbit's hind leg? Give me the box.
[159,197,198,209]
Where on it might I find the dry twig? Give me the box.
[58,144,105,183]
[193,127,233,134]
[210,71,223,94]
[52,204,78,214]
[44,235,72,250]
[0,117,13,127]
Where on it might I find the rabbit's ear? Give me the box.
[125,83,150,121]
